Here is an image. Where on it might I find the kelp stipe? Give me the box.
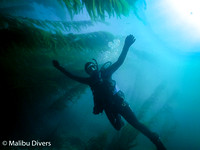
[0,14,115,113]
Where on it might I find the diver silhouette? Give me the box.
[52,35,167,150]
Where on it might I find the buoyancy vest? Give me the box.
[90,71,120,113]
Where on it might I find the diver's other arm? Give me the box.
[52,60,90,84]
[107,35,136,75]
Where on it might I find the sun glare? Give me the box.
[168,0,200,34]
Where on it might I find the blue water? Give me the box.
[1,0,200,150]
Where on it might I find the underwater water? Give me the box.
[0,0,200,150]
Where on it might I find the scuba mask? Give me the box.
[85,59,99,74]
[85,59,112,75]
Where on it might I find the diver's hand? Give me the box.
[124,34,136,48]
[52,60,60,68]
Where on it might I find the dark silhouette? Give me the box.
[53,35,167,150]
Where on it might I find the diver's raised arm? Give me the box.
[52,60,90,85]
[106,35,136,75]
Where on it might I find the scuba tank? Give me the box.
[91,58,112,72]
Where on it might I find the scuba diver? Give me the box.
[52,35,167,150]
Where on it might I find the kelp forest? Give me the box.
[1,0,200,150]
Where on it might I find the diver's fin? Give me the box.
[151,133,167,150]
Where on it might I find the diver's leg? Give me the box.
[119,103,166,150]
[115,114,125,128]
[104,109,124,131]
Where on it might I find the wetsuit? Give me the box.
[54,44,166,150]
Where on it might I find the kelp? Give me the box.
[52,135,86,150]
[60,0,144,20]
[85,132,108,150]
[0,0,145,21]
[47,83,177,150]
[0,14,95,33]
[49,83,87,111]
[137,82,166,120]
[44,132,107,150]
[0,13,117,142]
[0,14,115,117]
[103,85,175,150]
[0,14,114,53]
[146,91,178,142]
[91,83,176,150]
[107,125,138,150]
